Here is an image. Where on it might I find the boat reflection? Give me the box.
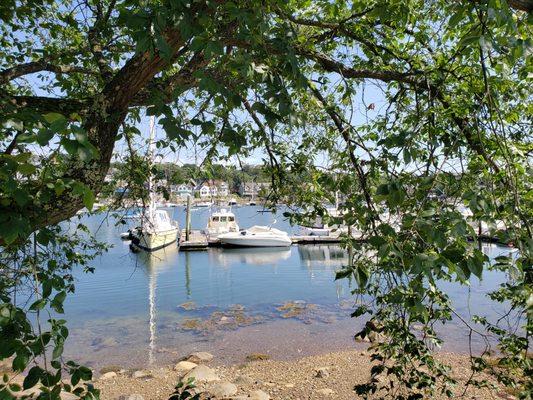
[208,247,291,267]
[297,245,348,268]
[134,245,179,365]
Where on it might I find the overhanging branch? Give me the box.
[0,61,98,84]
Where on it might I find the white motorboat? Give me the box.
[196,201,212,208]
[206,208,239,238]
[217,225,292,247]
[228,198,238,206]
[299,226,333,237]
[130,116,179,251]
[298,204,344,237]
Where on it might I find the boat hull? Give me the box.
[131,228,179,251]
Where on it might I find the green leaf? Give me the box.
[23,366,42,390]
[17,163,36,175]
[43,113,65,124]
[83,188,95,211]
[13,189,30,206]
[12,352,29,372]
[335,267,353,280]
[52,343,63,360]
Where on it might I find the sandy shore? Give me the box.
[95,349,511,400]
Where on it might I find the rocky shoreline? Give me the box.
[95,349,511,400]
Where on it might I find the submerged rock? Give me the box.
[245,353,270,362]
[183,365,220,383]
[178,301,197,311]
[207,381,237,398]
[91,337,118,349]
[186,351,214,364]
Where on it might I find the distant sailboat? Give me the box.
[130,116,179,251]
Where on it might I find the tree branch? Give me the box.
[0,61,98,84]
[1,93,89,116]
[508,0,533,12]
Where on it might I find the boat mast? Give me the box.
[148,115,156,220]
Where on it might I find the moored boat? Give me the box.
[130,208,179,251]
[129,116,179,251]
[206,208,239,238]
[217,225,292,247]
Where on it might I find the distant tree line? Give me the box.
[110,161,271,192]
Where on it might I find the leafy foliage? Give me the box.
[0,0,531,398]
[168,378,200,400]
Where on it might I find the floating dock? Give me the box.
[179,230,209,250]
[179,230,346,250]
[178,229,511,251]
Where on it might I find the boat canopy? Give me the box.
[143,209,176,233]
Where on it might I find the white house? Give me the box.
[172,183,193,198]
[239,182,271,198]
[196,183,211,198]
[194,180,229,198]
[217,181,229,197]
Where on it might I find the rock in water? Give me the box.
[174,361,198,374]
[208,381,238,398]
[183,365,220,383]
[248,390,270,400]
[91,337,118,348]
[186,351,214,364]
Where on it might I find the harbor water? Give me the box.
[57,206,513,370]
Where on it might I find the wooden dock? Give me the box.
[179,230,347,250]
[179,230,209,250]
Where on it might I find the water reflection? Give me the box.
[297,245,348,268]
[135,245,179,365]
[208,247,292,267]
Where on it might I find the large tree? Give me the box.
[1,0,531,399]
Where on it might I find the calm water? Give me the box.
[56,206,513,370]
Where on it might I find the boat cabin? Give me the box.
[206,209,239,236]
